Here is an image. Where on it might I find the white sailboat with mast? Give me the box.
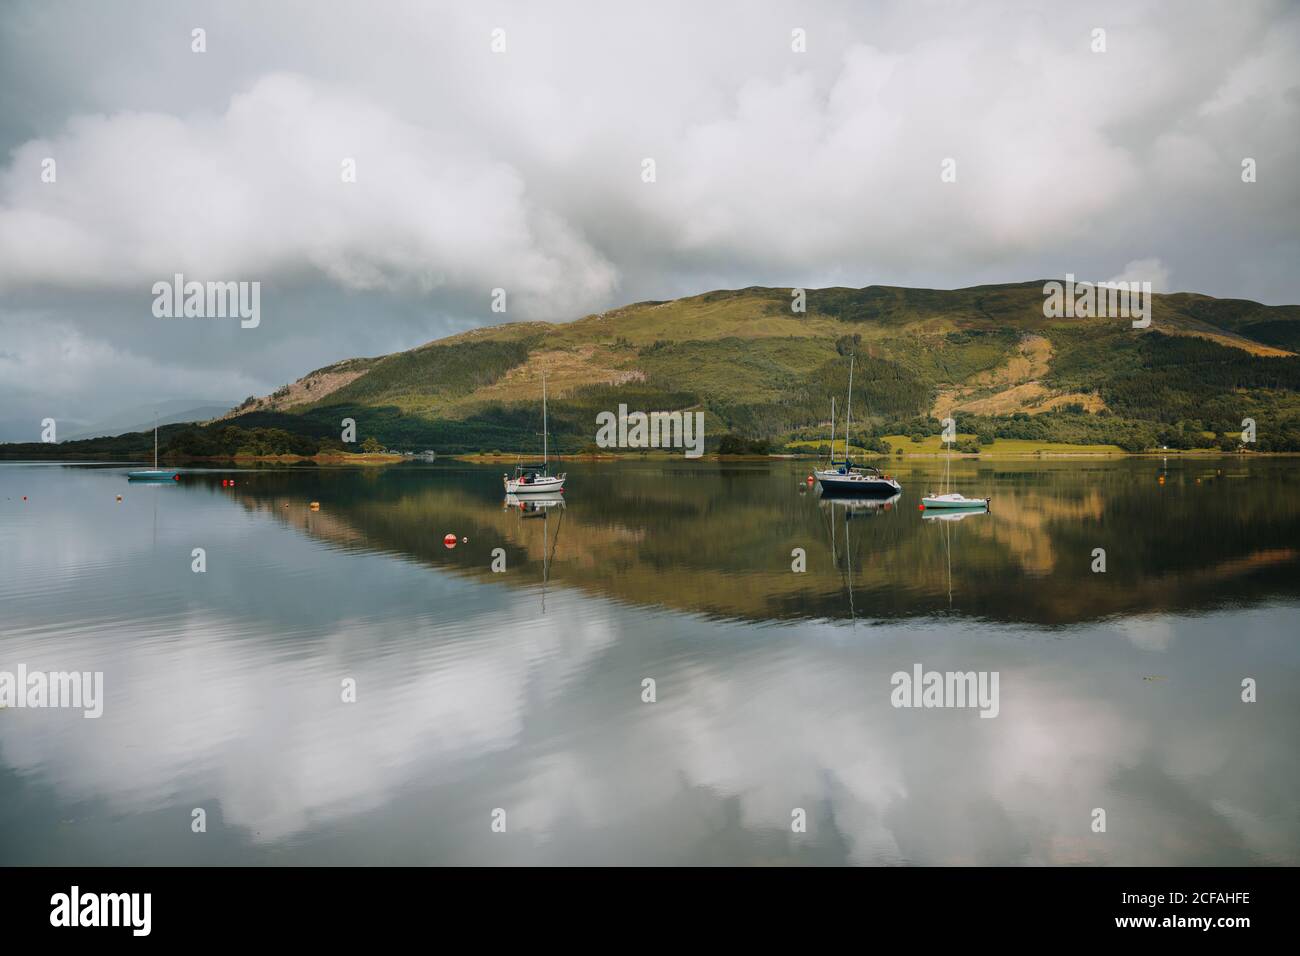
[921,431,988,509]
[504,371,566,494]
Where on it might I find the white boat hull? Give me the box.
[504,475,566,494]
[921,494,989,509]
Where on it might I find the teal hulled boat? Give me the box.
[920,434,988,510]
[127,414,179,481]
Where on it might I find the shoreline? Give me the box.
[4,448,1294,466]
[0,452,405,465]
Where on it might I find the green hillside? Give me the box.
[10,282,1300,459]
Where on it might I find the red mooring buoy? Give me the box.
[443,533,457,549]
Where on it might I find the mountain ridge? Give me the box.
[8,282,1300,457]
[205,281,1300,453]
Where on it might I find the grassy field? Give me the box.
[881,434,1125,455]
[789,435,1127,456]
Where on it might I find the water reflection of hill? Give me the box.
[221,460,1300,626]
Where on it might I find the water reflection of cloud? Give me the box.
[1,594,618,843]
[2,603,1296,862]
[1115,615,1176,651]
[2,484,1296,863]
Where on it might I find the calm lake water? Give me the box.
[1,457,1297,865]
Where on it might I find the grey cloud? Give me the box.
[1,0,1297,438]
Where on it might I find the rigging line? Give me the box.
[845,508,857,629]
[820,498,853,620]
[946,515,953,609]
[547,505,565,569]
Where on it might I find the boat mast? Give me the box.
[828,397,835,467]
[845,355,854,463]
[153,411,158,470]
[945,428,952,494]
[542,372,548,468]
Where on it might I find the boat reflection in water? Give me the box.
[920,504,987,522]
[503,493,565,514]
[818,492,902,626]
[920,494,987,606]
[818,490,901,516]
[503,492,565,612]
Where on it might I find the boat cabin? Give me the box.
[830,460,885,477]
[510,462,550,484]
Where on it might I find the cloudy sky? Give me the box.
[1,0,1297,440]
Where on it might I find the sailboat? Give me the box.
[814,355,902,498]
[127,413,179,481]
[921,434,987,509]
[503,371,566,494]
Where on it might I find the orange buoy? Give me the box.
[918,503,925,510]
[806,474,815,484]
[309,501,321,511]
[443,532,457,548]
